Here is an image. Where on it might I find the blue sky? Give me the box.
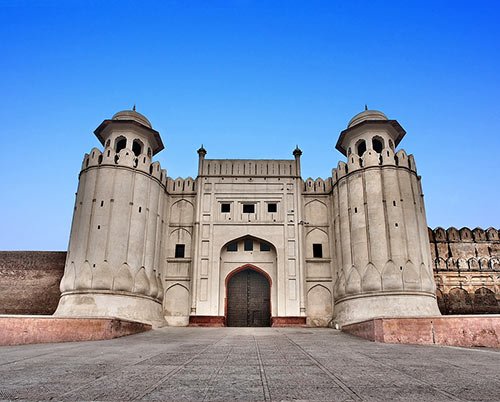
[0,0,499,250]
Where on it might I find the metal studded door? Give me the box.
[227,269,271,327]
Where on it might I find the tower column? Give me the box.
[332,109,440,326]
[55,109,168,326]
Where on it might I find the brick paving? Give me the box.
[0,327,498,401]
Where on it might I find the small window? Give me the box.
[244,239,253,251]
[243,204,255,214]
[221,203,231,213]
[356,140,366,157]
[313,243,323,258]
[267,203,277,213]
[115,137,127,153]
[260,242,271,252]
[372,137,384,153]
[227,242,238,252]
[132,139,143,157]
[174,244,185,258]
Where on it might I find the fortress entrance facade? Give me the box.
[55,108,441,327]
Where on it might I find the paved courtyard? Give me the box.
[0,327,498,401]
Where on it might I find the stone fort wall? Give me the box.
[1,228,499,315]
[0,251,65,314]
[429,227,500,314]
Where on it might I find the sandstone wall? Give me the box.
[1,227,499,317]
[0,251,65,314]
[429,227,500,314]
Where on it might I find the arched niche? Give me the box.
[306,284,332,327]
[169,199,194,224]
[164,284,190,326]
[304,199,328,226]
[305,228,329,259]
[168,228,192,258]
[447,287,473,314]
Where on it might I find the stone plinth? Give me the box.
[342,315,500,348]
[0,315,151,346]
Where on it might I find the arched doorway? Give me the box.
[226,267,271,327]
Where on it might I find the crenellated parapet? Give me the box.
[429,226,500,272]
[166,177,196,194]
[81,147,168,187]
[331,149,418,186]
[303,177,332,193]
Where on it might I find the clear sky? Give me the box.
[0,0,499,250]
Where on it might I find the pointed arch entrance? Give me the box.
[226,265,271,327]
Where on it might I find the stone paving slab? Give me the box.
[0,327,498,401]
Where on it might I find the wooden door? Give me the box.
[227,269,270,327]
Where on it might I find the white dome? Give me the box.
[347,110,388,129]
[112,109,152,128]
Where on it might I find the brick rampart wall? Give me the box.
[429,227,500,314]
[0,251,65,314]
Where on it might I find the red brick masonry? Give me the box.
[0,316,151,346]
[188,316,307,327]
[271,317,307,327]
[342,316,500,348]
[189,316,226,327]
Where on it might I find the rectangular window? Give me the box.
[243,204,255,214]
[221,203,231,213]
[175,244,185,258]
[313,243,323,258]
[267,203,277,213]
[227,242,238,252]
[244,239,253,251]
[260,242,271,252]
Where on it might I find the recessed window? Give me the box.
[260,242,271,252]
[221,203,231,213]
[115,137,127,153]
[372,137,384,153]
[356,140,367,157]
[227,242,238,252]
[313,243,323,258]
[175,244,185,258]
[267,203,277,213]
[132,139,143,157]
[244,239,253,251]
[243,204,255,214]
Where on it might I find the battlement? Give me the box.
[81,147,168,187]
[428,227,500,243]
[166,177,196,194]
[303,177,333,194]
[331,149,417,184]
[199,159,299,178]
[429,226,500,272]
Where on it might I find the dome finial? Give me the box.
[197,144,207,157]
[364,104,368,111]
[293,145,302,157]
